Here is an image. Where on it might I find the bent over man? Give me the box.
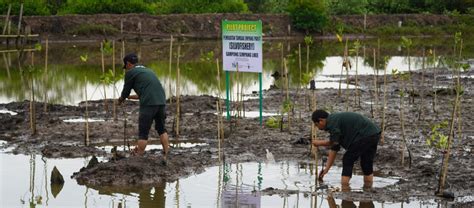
[118,53,170,159]
[312,110,380,189]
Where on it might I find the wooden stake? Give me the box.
[112,40,117,121]
[43,38,48,112]
[100,42,107,113]
[2,4,11,35]
[175,44,181,136]
[168,35,174,104]
[381,59,387,144]
[85,77,90,146]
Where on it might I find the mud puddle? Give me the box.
[0,152,406,208]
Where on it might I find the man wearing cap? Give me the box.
[118,53,170,159]
[311,109,380,190]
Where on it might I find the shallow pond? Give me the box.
[2,144,445,208]
[2,37,472,105]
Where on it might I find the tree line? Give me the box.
[1,0,473,16]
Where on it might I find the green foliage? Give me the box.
[80,54,88,62]
[101,40,113,55]
[281,98,293,114]
[304,35,313,46]
[287,0,328,34]
[200,51,215,62]
[34,43,42,51]
[66,24,119,36]
[157,0,248,14]
[0,0,51,16]
[265,116,281,128]
[59,0,155,15]
[427,121,449,150]
[245,0,289,13]
[300,71,314,85]
[327,0,368,15]
[100,69,123,85]
[400,36,413,49]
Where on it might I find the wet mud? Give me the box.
[1,68,473,206]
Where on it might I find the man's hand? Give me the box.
[318,168,328,181]
[118,97,125,105]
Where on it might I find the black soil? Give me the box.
[1,68,473,206]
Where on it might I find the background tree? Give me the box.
[287,0,328,34]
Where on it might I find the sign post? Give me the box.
[222,20,263,125]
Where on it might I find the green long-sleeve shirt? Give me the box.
[325,112,380,150]
[120,65,166,106]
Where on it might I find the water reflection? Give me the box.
[1,37,469,105]
[95,183,166,208]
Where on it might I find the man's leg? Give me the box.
[341,176,351,191]
[136,106,154,156]
[160,132,170,159]
[363,174,374,189]
[136,139,148,155]
[155,105,169,160]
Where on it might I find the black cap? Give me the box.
[123,53,138,69]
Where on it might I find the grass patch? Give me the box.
[66,24,119,36]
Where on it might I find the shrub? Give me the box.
[157,0,248,14]
[0,0,51,16]
[59,0,155,15]
[287,0,328,34]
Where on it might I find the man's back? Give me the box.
[122,65,166,106]
[326,112,380,149]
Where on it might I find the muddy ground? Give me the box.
[0,67,473,207]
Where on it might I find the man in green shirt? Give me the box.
[312,110,380,189]
[118,53,170,159]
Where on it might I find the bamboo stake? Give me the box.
[112,40,117,121]
[175,44,181,136]
[298,43,302,120]
[344,39,350,111]
[216,58,224,140]
[100,42,107,113]
[43,38,48,112]
[30,75,36,135]
[216,101,222,162]
[17,3,23,35]
[355,43,360,107]
[374,49,379,117]
[381,59,388,144]
[284,58,290,132]
[438,80,460,194]
[168,35,174,104]
[433,49,438,113]
[85,77,90,146]
[2,4,11,35]
[418,48,426,121]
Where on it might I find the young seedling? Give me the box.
[400,36,415,104]
[392,69,412,168]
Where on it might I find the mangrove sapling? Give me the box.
[400,36,415,104]
[392,69,412,168]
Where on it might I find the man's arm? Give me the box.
[312,140,332,147]
[128,94,139,100]
[319,150,337,181]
